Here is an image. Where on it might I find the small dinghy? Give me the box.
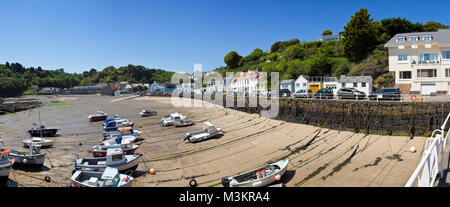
[9,144,46,167]
[71,167,133,187]
[160,113,187,127]
[88,111,108,122]
[0,141,14,184]
[27,125,58,137]
[221,159,289,187]
[90,141,139,157]
[74,148,142,173]
[103,135,136,145]
[184,122,222,143]
[174,120,196,127]
[22,137,54,148]
[140,110,157,117]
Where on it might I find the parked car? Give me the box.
[314,88,333,99]
[293,89,313,98]
[278,89,292,97]
[368,88,401,100]
[337,88,366,99]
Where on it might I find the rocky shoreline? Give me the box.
[0,97,40,115]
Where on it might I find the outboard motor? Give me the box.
[221,178,230,187]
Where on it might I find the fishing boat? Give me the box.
[140,110,157,117]
[9,144,46,167]
[90,141,139,157]
[103,135,137,145]
[71,167,134,187]
[74,148,141,173]
[221,159,289,187]
[174,120,196,127]
[102,127,141,138]
[160,112,187,126]
[27,125,58,137]
[22,137,54,148]
[88,111,108,122]
[184,122,222,143]
[0,141,13,184]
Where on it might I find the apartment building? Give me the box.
[385,29,450,95]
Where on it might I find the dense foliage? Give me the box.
[220,8,448,90]
[0,62,174,97]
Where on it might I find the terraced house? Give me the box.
[385,29,450,95]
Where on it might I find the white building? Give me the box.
[294,75,309,92]
[337,75,373,95]
[385,29,450,95]
[230,70,262,94]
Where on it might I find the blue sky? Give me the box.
[0,0,449,74]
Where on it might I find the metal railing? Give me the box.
[405,112,450,187]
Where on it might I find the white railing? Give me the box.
[405,112,450,187]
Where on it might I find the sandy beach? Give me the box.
[0,95,434,187]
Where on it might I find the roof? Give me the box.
[280,79,295,84]
[101,167,118,180]
[384,29,450,47]
[339,76,372,83]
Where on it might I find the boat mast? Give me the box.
[36,88,42,138]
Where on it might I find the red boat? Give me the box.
[90,142,139,157]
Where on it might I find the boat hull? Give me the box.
[27,129,58,137]
[75,155,141,173]
[92,148,138,157]
[225,159,289,187]
[9,152,46,167]
[23,140,54,148]
[0,162,13,184]
[89,115,108,122]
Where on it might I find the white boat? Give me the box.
[184,122,222,143]
[221,159,289,187]
[103,135,137,145]
[71,167,133,187]
[0,143,13,184]
[103,127,142,139]
[22,137,54,148]
[74,148,141,173]
[174,120,196,127]
[9,144,46,167]
[90,141,139,157]
[159,113,187,127]
[88,111,108,122]
[140,110,157,117]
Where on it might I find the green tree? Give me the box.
[322,30,333,36]
[224,51,242,69]
[423,21,449,31]
[342,8,379,61]
[0,77,27,97]
[380,18,423,39]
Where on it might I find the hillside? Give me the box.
[219,9,448,90]
[0,63,174,97]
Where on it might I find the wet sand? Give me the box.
[0,95,433,187]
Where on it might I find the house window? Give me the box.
[398,55,408,63]
[341,83,345,87]
[446,69,450,77]
[417,69,437,78]
[361,83,366,87]
[296,83,299,86]
[419,54,439,63]
[422,36,432,41]
[442,51,450,60]
[353,83,357,87]
[396,37,406,42]
[303,83,306,87]
[409,36,418,42]
[399,71,412,79]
